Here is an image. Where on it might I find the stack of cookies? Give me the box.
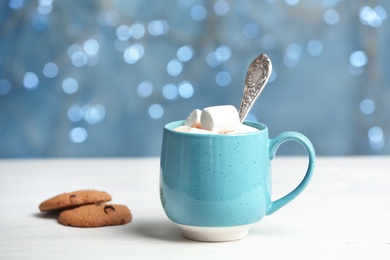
[39,190,132,228]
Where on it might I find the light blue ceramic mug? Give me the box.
[160,120,315,242]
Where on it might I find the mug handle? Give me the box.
[266,131,315,215]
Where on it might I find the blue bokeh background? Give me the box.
[0,0,389,158]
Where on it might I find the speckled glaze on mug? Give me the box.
[160,120,315,242]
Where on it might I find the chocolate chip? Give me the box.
[69,194,76,203]
[104,205,115,214]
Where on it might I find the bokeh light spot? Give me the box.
[0,79,11,95]
[216,71,231,87]
[214,0,229,16]
[148,20,169,36]
[123,44,144,64]
[69,127,88,143]
[23,72,39,90]
[43,62,59,78]
[167,60,183,76]
[83,39,100,55]
[130,23,146,39]
[162,84,178,100]
[178,81,194,98]
[215,45,231,62]
[285,0,300,6]
[116,24,131,40]
[71,51,87,67]
[359,99,375,115]
[37,1,52,15]
[359,5,387,28]
[83,104,106,124]
[350,51,368,68]
[177,45,194,62]
[286,43,302,59]
[137,81,153,98]
[67,106,83,122]
[283,44,301,68]
[9,0,24,10]
[206,52,221,67]
[62,78,79,94]
[148,104,164,119]
[368,126,384,151]
[191,5,207,21]
[307,40,323,56]
[324,9,340,25]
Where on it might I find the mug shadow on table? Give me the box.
[133,220,193,243]
[132,219,294,243]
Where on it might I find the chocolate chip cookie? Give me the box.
[39,190,112,212]
[58,203,132,227]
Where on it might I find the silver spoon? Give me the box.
[238,53,272,123]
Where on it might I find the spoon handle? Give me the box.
[238,53,272,123]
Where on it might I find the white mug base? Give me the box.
[176,223,257,242]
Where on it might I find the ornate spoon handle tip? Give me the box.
[238,53,272,123]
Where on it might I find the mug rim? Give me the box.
[164,120,268,137]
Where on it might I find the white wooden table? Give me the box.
[1,157,389,259]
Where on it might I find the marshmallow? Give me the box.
[184,109,202,128]
[226,124,259,135]
[200,105,240,133]
[173,105,259,135]
[173,125,191,132]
